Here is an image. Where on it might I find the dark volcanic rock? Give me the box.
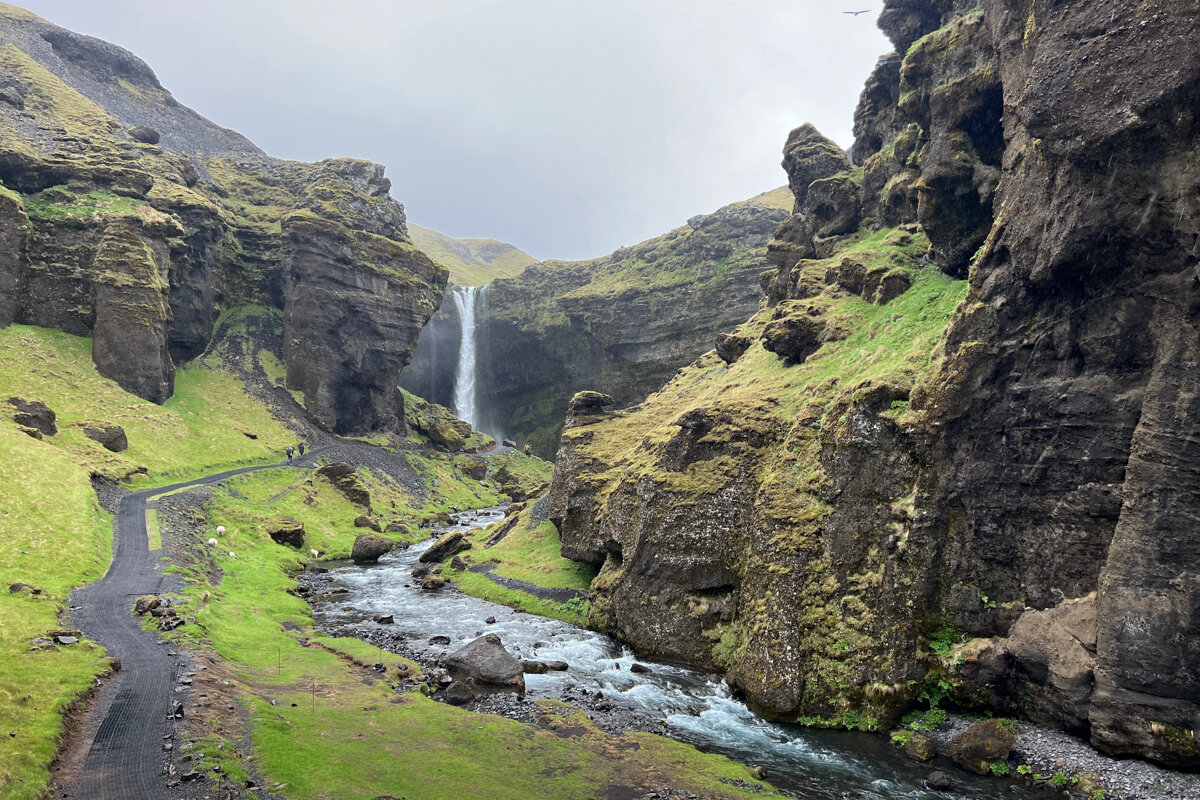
[947,720,1014,774]
[444,633,525,695]
[350,534,392,565]
[761,305,825,363]
[9,398,56,436]
[714,332,750,365]
[418,532,470,564]
[126,125,159,144]
[315,463,371,509]
[266,517,305,549]
[904,733,937,762]
[81,422,128,452]
[353,514,381,533]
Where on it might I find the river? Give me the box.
[309,508,1046,800]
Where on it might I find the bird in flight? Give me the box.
[844,9,872,15]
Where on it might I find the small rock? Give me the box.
[522,660,549,674]
[429,635,451,645]
[905,733,938,762]
[10,398,56,436]
[545,661,569,671]
[373,614,394,625]
[419,531,471,564]
[134,595,161,615]
[925,770,954,791]
[266,517,305,549]
[948,719,1015,775]
[8,582,42,595]
[442,681,475,705]
[53,635,78,645]
[354,514,382,532]
[421,575,446,590]
[630,663,653,675]
[127,125,161,144]
[485,616,497,625]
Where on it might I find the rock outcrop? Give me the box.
[402,190,791,456]
[550,0,1200,769]
[0,5,447,433]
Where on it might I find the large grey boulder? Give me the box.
[444,633,525,696]
[351,533,392,564]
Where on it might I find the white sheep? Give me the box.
[227,551,236,559]
[310,548,319,559]
[207,538,218,547]
[216,525,225,536]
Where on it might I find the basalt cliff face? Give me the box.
[402,190,791,455]
[551,0,1200,769]
[0,3,446,433]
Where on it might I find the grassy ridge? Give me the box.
[408,223,537,287]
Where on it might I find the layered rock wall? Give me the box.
[0,5,446,432]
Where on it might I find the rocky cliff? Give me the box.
[0,3,446,433]
[402,189,791,455]
[551,0,1200,770]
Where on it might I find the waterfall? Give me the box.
[452,285,480,427]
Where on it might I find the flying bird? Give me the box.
[844,9,872,15]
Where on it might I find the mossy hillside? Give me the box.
[728,185,794,213]
[0,324,294,484]
[408,223,538,287]
[558,228,969,723]
[163,467,775,800]
[0,424,113,800]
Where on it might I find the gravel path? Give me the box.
[63,449,329,800]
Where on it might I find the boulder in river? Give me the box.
[522,660,548,674]
[351,533,392,564]
[428,635,451,646]
[947,719,1014,774]
[419,531,470,564]
[421,575,446,590]
[629,662,653,675]
[904,733,937,762]
[924,771,954,791]
[445,633,525,695]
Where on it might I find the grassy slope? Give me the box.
[163,467,775,800]
[0,325,295,485]
[0,323,298,799]
[408,223,537,287]
[0,424,111,800]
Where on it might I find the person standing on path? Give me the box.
[286,444,294,462]
[298,442,305,456]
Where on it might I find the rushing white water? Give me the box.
[311,509,1043,800]
[451,285,480,427]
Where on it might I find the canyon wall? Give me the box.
[551,0,1200,769]
[0,3,446,434]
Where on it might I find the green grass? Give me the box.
[0,325,296,485]
[146,508,162,551]
[164,466,776,799]
[0,423,113,800]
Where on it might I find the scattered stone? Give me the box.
[81,422,128,452]
[53,635,78,645]
[315,462,372,508]
[127,125,161,144]
[373,614,394,625]
[134,595,161,615]
[925,770,954,791]
[630,663,653,675]
[545,661,569,672]
[503,439,517,448]
[8,582,42,595]
[485,616,496,625]
[429,635,451,646]
[442,681,475,705]
[384,520,407,534]
[948,719,1015,774]
[421,575,446,590]
[419,531,470,564]
[354,514,382,532]
[522,660,549,674]
[905,732,938,762]
[17,426,41,440]
[715,332,751,364]
[450,555,469,571]
[266,517,305,549]
[351,533,392,564]
[10,398,56,436]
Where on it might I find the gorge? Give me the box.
[1,2,1198,800]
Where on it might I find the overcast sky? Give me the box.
[19,1,891,260]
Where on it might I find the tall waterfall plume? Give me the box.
[451,285,484,427]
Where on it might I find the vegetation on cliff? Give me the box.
[408,223,538,287]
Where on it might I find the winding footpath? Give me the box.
[65,449,328,800]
